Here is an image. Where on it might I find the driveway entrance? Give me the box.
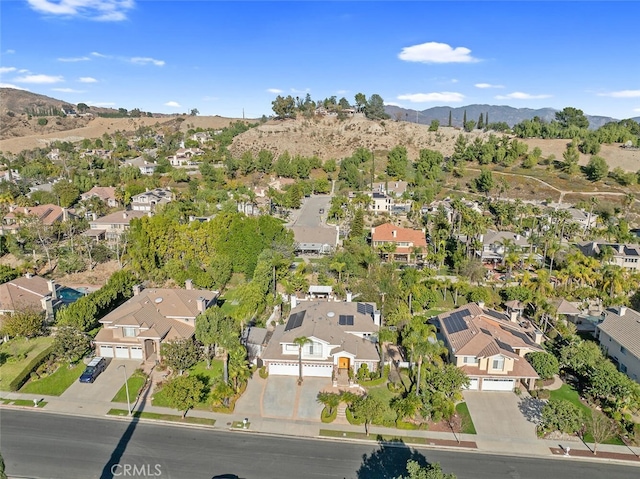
[60,359,140,403]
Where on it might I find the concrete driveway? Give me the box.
[463,390,549,455]
[291,195,332,228]
[60,359,141,403]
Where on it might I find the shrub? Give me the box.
[514,387,522,396]
[356,363,369,382]
[346,407,364,425]
[537,389,550,400]
[8,345,54,391]
[321,406,337,423]
[258,366,268,379]
[38,118,48,126]
[526,352,559,380]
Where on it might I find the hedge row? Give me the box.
[8,345,54,391]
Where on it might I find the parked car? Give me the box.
[79,357,107,383]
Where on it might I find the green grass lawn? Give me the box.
[20,362,84,396]
[152,360,223,410]
[0,398,48,407]
[455,402,477,435]
[0,337,53,391]
[107,408,216,426]
[112,370,148,403]
[364,383,399,426]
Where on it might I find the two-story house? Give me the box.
[94,283,218,361]
[468,230,537,266]
[125,156,158,175]
[368,192,393,214]
[432,302,544,391]
[578,241,640,271]
[131,188,174,212]
[80,186,119,208]
[1,204,70,235]
[261,299,381,378]
[85,210,147,241]
[371,223,427,263]
[596,306,640,383]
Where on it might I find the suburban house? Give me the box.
[371,223,427,263]
[80,186,119,208]
[291,226,338,255]
[547,203,598,232]
[85,210,147,241]
[261,299,381,378]
[93,283,218,361]
[368,192,392,214]
[0,274,80,322]
[372,181,409,198]
[169,147,204,167]
[596,306,640,383]
[432,302,544,391]
[1,204,70,235]
[125,156,158,175]
[578,241,640,271]
[466,230,536,266]
[242,326,269,365]
[131,188,174,212]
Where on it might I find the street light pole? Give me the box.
[118,364,131,416]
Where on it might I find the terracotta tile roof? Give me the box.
[371,223,427,248]
[4,204,66,226]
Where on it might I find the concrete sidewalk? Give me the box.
[2,389,640,465]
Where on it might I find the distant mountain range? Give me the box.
[384,103,640,130]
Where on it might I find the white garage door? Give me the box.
[482,378,515,391]
[100,345,114,358]
[130,347,143,359]
[302,363,333,377]
[466,378,479,390]
[115,346,130,358]
[268,363,298,376]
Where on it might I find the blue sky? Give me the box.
[1,1,639,119]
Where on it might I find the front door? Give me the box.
[338,357,350,369]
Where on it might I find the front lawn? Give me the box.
[0,337,53,391]
[363,383,397,426]
[20,361,84,396]
[455,402,477,434]
[152,360,223,410]
[107,408,216,426]
[112,370,148,403]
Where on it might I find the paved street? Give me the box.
[2,409,638,479]
[291,194,332,227]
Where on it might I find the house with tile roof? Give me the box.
[371,223,427,264]
[261,299,381,378]
[1,204,70,235]
[85,210,147,241]
[431,302,545,391]
[131,188,173,212]
[93,283,218,362]
[596,306,640,383]
[578,241,640,271]
[80,186,119,208]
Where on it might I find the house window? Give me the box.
[620,346,627,355]
[492,357,505,370]
[123,327,136,337]
[285,344,298,352]
[620,364,628,373]
[463,356,479,365]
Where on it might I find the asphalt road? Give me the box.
[1,409,638,479]
[292,195,332,227]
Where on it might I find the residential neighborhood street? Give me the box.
[2,409,639,479]
[289,194,332,228]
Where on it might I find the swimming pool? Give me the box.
[58,287,86,302]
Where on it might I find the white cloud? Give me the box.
[336,89,348,95]
[597,90,640,98]
[633,108,640,113]
[291,88,310,94]
[398,42,479,64]
[58,56,90,62]
[14,74,64,84]
[267,88,283,94]
[475,83,504,89]
[4,50,16,54]
[0,83,29,91]
[0,67,17,74]
[164,101,181,108]
[26,0,134,22]
[397,92,465,103]
[91,51,109,58]
[18,69,30,73]
[451,79,459,84]
[52,88,85,93]
[79,77,98,83]
[495,92,551,100]
[130,57,165,67]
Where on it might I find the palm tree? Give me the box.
[293,336,311,385]
[316,391,341,415]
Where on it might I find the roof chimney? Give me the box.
[41,296,54,322]
[133,284,143,296]
[47,279,57,300]
[197,297,207,313]
[291,294,298,309]
[123,212,128,219]
[185,279,193,290]
[477,301,485,309]
[619,306,627,316]
[510,310,519,323]
[346,291,352,302]
[373,310,381,327]
[392,230,397,238]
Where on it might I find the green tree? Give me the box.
[52,326,91,363]
[163,374,206,418]
[386,145,408,179]
[293,336,311,385]
[350,395,384,436]
[463,110,467,125]
[161,338,201,375]
[350,208,364,240]
[400,460,457,479]
[365,94,389,120]
[0,310,44,339]
[448,110,452,127]
[555,107,589,129]
[477,113,484,130]
[525,352,559,380]
[428,120,440,132]
[354,93,367,113]
[562,143,580,175]
[0,265,19,283]
[190,108,199,116]
[77,102,89,113]
[474,169,494,195]
[585,156,608,181]
[271,95,296,119]
[540,398,583,434]
[52,180,80,207]
[316,391,341,415]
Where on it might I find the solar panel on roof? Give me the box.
[446,311,469,334]
[339,315,346,325]
[357,303,374,315]
[285,311,306,331]
[346,315,354,325]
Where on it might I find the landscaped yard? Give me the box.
[455,402,477,434]
[0,337,53,391]
[20,361,84,396]
[152,360,223,410]
[112,369,148,403]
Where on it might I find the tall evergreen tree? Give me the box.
[463,110,467,125]
[485,112,489,125]
[448,110,452,127]
[350,208,364,240]
[477,113,484,129]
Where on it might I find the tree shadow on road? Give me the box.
[355,439,429,479]
[518,396,544,424]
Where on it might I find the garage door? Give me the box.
[466,378,479,390]
[482,378,515,391]
[302,363,333,377]
[99,345,114,358]
[130,347,143,359]
[115,346,130,358]
[268,363,298,376]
